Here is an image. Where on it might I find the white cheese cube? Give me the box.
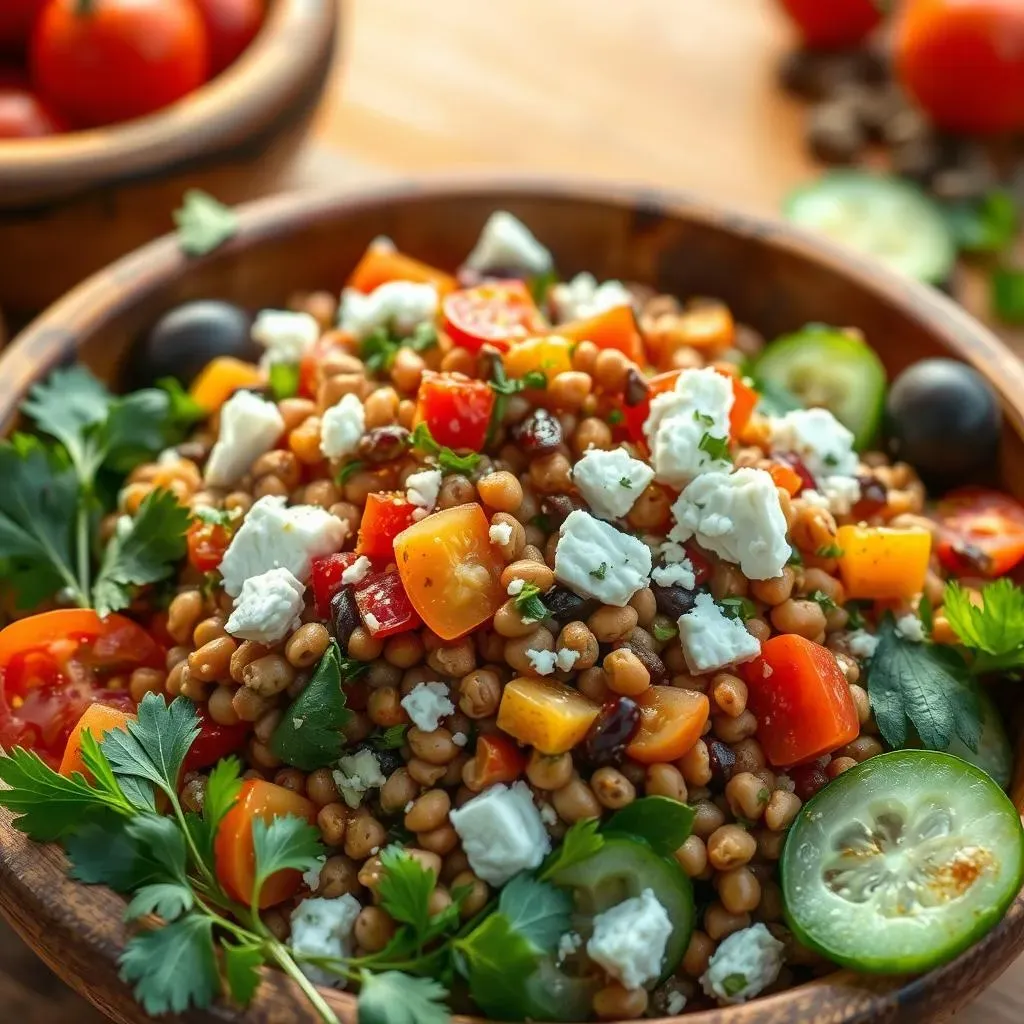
[571,447,654,521]
[700,923,785,1005]
[331,749,386,809]
[401,681,455,732]
[554,510,652,607]
[203,390,285,488]
[290,894,362,987]
[338,281,438,340]
[678,592,761,674]
[669,468,789,581]
[768,408,858,479]
[448,781,551,885]
[489,521,513,545]
[320,393,366,460]
[463,211,553,276]
[652,541,696,590]
[550,272,633,323]
[251,310,320,367]
[586,888,673,990]
[219,496,347,597]
[407,468,442,511]
[225,567,305,644]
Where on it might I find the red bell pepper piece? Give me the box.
[354,571,421,638]
[310,552,363,617]
[357,493,420,559]
[475,733,526,787]
[414,371,495,452]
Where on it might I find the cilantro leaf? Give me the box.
[943,579,1024,660]
[119,913,220,1015]
[539,818,603,881]
[652,621,678,642]
[271,641,359,770]
[124,882,194,922]
[269,362,300,401]
[377,847,435,938]
[603,795,695,857]
[93,489,190,616]
[79,728,155,812]
[252,815,323,904]
[174,190,238,258]
[719,596,757,622]
[223,941,265,1007]
[698,432,731,462]
[185,755,242,866]
[498,875,572,954]
[102,390,178,473]
[358,971,450,1024]
[867,614,981,753]
[410,422,480,476]
[455,912,542,1020]
[66,820,163,892]
[513,581,550,624]
[368,725,408,750]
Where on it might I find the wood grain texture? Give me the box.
[2,181,1024,1024]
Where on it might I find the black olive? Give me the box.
[125,300,257,389]
[885,358,1001,487]
[330,589,360,652]
[707,739,736,786]
[652,583,701,621]
[511,410,563,454]
[545,586,598,626]
[540,494,582,529]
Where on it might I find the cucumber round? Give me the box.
[784,172,956,285]
[551,836,694,982]
[754,324,887,448]
[944,690,1013,790]
[781,750,1024,974]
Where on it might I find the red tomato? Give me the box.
[474,733,525,787]
[30,0,209,129]
[357,493,420,559]
[0,1,47,51]
[685,544,714,588]
[215,779,317,907]
[443,281,547,353]
[354,571,421,638]
[776,0,885,48]
[182,709,252,774]
[744,635,859,768]
[310,552,362,617]
[189,0,264,75]
[187,519,231,573]
[414,371,495,452]
[0,610,161,768]
[934,488,1024,577]
[0,86,66,137]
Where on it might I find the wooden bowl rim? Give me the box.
[0,0,339,197]
[4,176,1024,1024]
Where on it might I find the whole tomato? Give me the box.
[30,0,209,129]
[190,0,265,75]
[0,85,66,137]
[895,0,1024,134]
[0,0,47,52]
[776,0,886,49]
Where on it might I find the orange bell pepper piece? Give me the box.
[554,305,644,364]
[768,462,804,497]
[496,677,600,755]
[835,524,932,600]
[189,356,264,413]
[348,244,456,296]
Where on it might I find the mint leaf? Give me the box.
[252,815,323,903]
[498,875,572,954]
[174,190,238,258]
[603,795,695,857]
[223,941,265,1006]
[358,971,449,1024]
[539,818,603,881]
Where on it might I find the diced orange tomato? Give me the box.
[474,733,526,787]
[934,488,1024,578]
[626,686,709,764]
[744,635,859,767]
[357,493,420,559]
[554,305,644,364]
[394,504,505,640]
[348,244,456,296]
[59,704,135,779]
[767,462,804,497]
[496,677,600,755]
[215,780,317,908]
[835,524,932,600]
[414,372,495,451]
[443,281,547,353]
[503,336,573,381]
[188,356,264,413]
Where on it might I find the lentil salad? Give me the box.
[1,210,1023,1024]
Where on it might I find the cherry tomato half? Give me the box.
[443,280,547,353]
[187,519,232,573]
[776,0,885,49]
[414,371,495,452]
[189,0,264,75]
[0,86,66,137]
[935,488,1024,577]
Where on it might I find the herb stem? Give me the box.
[269,942,342,1024]
[166,788,219,892]
[75,486,92,605]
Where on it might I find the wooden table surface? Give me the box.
[2,0,1022,1020]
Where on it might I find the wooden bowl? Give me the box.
[2,179,1024,1024]
[0,0,340,319]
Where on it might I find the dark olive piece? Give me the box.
[652,583,700,621]
[545,586,598,626]
[581,697,641,769]
[330,589,360,652]
[357,425,411,463]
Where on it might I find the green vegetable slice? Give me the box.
[754,324,886,449]
[781,750,1024,974]
[784,171,956,285]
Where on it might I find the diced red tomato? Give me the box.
[684,543,714,588]
[934,488,1024,578]
[443,280,547,353]
[187,519,232,573]
[0,610,161,768]
[354,572,421,638]
[357,493,420,559]
[744,635,859,768]
[310,552,362,617]
[414,371,495,451]
[474,733,526,787]
[182,709,253,774]
[554,305,644,364]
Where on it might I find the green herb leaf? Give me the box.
[945,190,1018,254]
[270,641,360,770]
[358,970,450,1024]
[719,596,757,622]
[498,874,572,955]
[786,546,804,567]
[698,432,731,463]
[652,621,678,642]
[529,269,559,306]
[845,601,868,630]
[943,579,1024,659]
[455,912,542,1020]
[603,795,695,857]
[269,362,300,401]
[222,941,265,1007]
[607,408,624,426]
[252,815,324,905]
[192,506,235,528]
[722,973,748,998]
[336,460,366,486]
[377,846,436,938]
[156,378,206,434]
[410,422,481,476]
[693,410,714,427]
[539,818,603,881]
[992,266,1024,325]
[103,390,179,473]
[124,881,195,922]
[490,370,547,396]
[808,589,838,614]
[361,328,402,374]
[66,820,163,892]
[816,542,845,559]
[589,562,608,581]
[190,755,243,865]
[618,476,633,489]
[513,581,550,624]
[174,190,238,258]
[368,725,408,750]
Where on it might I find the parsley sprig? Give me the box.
[362,322,438,375]
[410,422,481,476]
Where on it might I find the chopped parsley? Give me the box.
[822,452,839,467]
[410,422,481,476]
[845,601,868,630]
[490,370,547,396]
[513,581,550,624]
[721,973,749,998]
[619,477,633,489]
[816,542,845,559]
[693,410,714,427]
[336,460,366,485]
[589,563,608,581]
[808,589,838,614]
[718,596,757,622]
[698,431,731,463]
[786,546,804,567]
[362,321,438,374]
[652,621,678,642]
[268,362,300,401]
[607,409,624,426]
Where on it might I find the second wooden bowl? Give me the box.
[1,179,1024,1024]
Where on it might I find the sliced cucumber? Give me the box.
[781,750,1024,974]
[784,171,956,285]
[944,690,1013,790]
[551,836,694,982]
[754,324,887,448]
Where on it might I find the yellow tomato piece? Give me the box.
[189,356,264,413]
[503,336,573,380]
[836,524,932,600]
[496,677,600,754]
[394,503,505,640]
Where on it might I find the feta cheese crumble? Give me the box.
[526,648,558,676]
[338,281,438,340]
[407,468,443,511]
[251,309,319,367]
[225,567,305,644]
[700,923,785,1005]
[652,541,697,590]
[556,931,583,964]
[586,888,673,990]
[665,991,688,1015]
[896,613,926,642]
[507,579,526,596]
[401,681,455,732]
[769,407,858,480]
[678,592,761,674]
[331,749,386,809]
[203,389,285,488]
[571,447,654,521]
[550,272,633,323]
[341,555,372,586]
[847,629,880,660]
[219,496,347,597]
[489,521,513,545]
[320,393,366,460]
[555,647,580,672]
[464,211,553,276]
[554,510,652,607]
[448,781,551,885]
[669,468,790,581]
[290,895,361,987]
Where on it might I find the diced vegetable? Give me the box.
[554,305,644,364]
[474,733,527,787]
[768,461,805,496]
[496,677,600,754]
[214,779,317,908]
[394,504,505,640]
[744,634,858,767]
[310,552,362,617]
[188,356,264,413]
[299,331,356,399]
[59,704,135,779]
[934,488,1024,578]
[348,245,456,295]
[625,686,709,764]
[357,493,420,559]
[414,372,495,451]
[182,711,253,774]
[729,373,759,436]
[503,336,573,381]
[186,519,231,573]
[443,281,547,353]
[835,524,932,600]
[354,571,422,638]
